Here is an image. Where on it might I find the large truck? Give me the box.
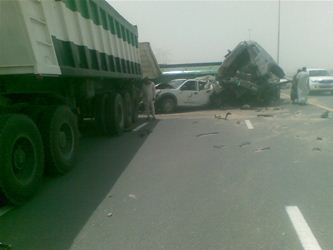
[0,0,142,205]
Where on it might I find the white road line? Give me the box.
[132,122,148,132]
[281,93,333,112]
[286,206,322,250]
[0,206,13,217]
[245,120,254,129]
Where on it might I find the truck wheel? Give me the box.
[131,86,139,123]
[123,92,133,128]
[110,93,125,135]
[40,106,79,175]
[95,93,109,135]
[0,114,44,205]
[161,97,176,113]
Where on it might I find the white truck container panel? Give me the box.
[0,0,141,78]
[139,42,161,79]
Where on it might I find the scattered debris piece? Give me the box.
[108,194,112,198]
[241,104,251,110]
[213,145,225,149]
[129,194,137,199]
[316,137,323,141]
[107,212,113,217]
[255,146,271,152]
[236,120,241,125]
[192,121,199,124]
[257,114,274,117]
[312,147,321,152]
[0,242,12,249]
[214,112,232,120]
[320,110,329,118]
[273,107,281,110]
[239,142,251,147]
[196,132,219,138]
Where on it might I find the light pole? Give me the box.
[277,0,281,64]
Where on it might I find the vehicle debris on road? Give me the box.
[316,137,323,141]
[196,132,219,138]
[312,147,321,152]
[214,112,232,120]
[255,147,271,152]
[129,194,137,199]
[257,114,274,117]
[239,142,251,147]
[213,145,225,149]
[216,41,285,105]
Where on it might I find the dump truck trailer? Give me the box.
[0,0,142,204]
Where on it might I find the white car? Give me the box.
[307,68,333,94]
[155,78,218,113]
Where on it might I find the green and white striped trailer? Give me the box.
[0,0,142,204]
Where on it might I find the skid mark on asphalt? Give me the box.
[286,206,322,250]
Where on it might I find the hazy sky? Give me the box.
[109,1,333,74]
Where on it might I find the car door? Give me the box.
[178,80,198,106]
[190,80,213,106]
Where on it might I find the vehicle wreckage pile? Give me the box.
[216,41,285,105]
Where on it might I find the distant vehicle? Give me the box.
[307,68,333,94]
[155,78,218,113]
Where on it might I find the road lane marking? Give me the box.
[281,93,333,112]
[245,120,254,129]
[132,122,148,132]
[286,206,322,250]
[0,206,13,217]
[307,100,333,112]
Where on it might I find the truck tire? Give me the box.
[95,93,109,135]
[0,114,44,205]
[40,106,79,175]
[161,97,176,113]
[131,86,139,123]
[109,93,125,135]
[123,92,133,128]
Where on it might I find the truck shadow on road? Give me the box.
[0,120,158,250]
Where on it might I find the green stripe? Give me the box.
[52,36,141,78]
[61,0,138,48]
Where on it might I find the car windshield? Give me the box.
[309,70,329,76]
[168,79,186,89]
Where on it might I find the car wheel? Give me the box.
[161,97,176,113]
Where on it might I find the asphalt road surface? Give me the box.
[1,93,333,250]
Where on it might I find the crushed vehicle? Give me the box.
[155,76,222,113]
[217,41,285,105]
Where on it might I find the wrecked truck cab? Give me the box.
[217,41,285,105]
